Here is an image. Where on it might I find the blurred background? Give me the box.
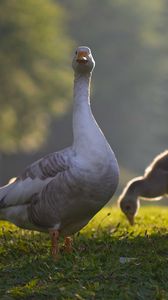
[0,0,167,201]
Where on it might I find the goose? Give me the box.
[118,150,168,225]
[0,46,119,257]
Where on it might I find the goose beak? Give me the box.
[126,213,134,226]
[76,51,88,64]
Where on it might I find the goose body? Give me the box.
[0,47,119,253]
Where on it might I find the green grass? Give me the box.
[1,206,168,300]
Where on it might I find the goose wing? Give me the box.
[0,147,72,208]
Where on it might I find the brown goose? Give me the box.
[0,46,119,257]
[118,150,168,225]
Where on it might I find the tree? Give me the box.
[0,0,73,152]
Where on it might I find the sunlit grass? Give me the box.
[0,206,168,299]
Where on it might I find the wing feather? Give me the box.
[0,148,72,208]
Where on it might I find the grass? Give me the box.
[0,206,168,300]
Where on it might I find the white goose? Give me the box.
[0,46,119,257]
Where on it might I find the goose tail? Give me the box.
[0,178,17,209]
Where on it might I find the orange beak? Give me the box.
[76,51,88,64]
[126,213,135,226]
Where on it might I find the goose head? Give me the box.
[72,46,95,74]
[119,196,140,225]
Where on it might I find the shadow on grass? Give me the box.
[0,223,168,300]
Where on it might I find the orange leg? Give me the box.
[64,237,73,253]
[49,229,59,259]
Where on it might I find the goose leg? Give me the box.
[64,237,73,253]
[49,229,59,259]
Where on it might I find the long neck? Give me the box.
[126,177,144,200]
[126,176,164,200]
[73,72,91,106]
[72,72,105,154]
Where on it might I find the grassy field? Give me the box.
[0,206,168,300]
